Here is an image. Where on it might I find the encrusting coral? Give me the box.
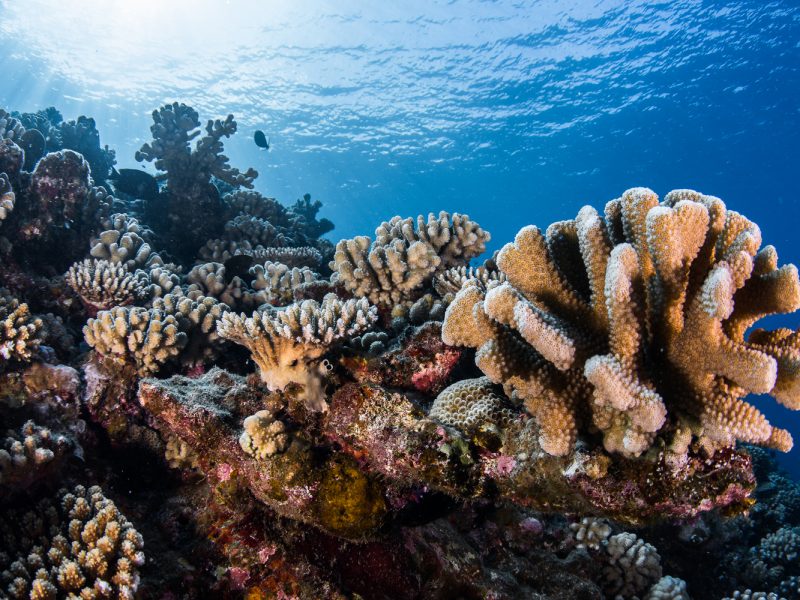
[0,484,144,599]
[217,294,376,391]
[331,211,490,307]
[443,188,800,458]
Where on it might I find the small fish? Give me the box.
[224,254,254,285]
[109,167,159,201]
[254,130,270,150]
[20,129,45,171]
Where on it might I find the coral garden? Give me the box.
[1,103,800,599]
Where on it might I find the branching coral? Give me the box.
[151,293,230,363]
[434,265,506,300]
[246,246,324,269]
[442,188,800,457]
[0,291,43,364]
[66,259,149,311]
[0,172,15,222]
[223,214,290,247]
[89,213,163,270]
[224,190,292,227]
[331,211,490,307]
[186,262,254,309]
[570,517,612,550]
[239,410,291,459]
[0,484,144,599]
[58,115,116,185]
[135,102,257,259]
[83,304,187,375]
[217,294,377,391]
[0,421,71,488]
[603,532,663,598]
[250,261,318,306]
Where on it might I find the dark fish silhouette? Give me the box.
[224,254,254,284]
[109,167,159,201]
[254,130,270,150]
[20,129,45,171]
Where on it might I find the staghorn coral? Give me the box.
[429,377,518,437]
[239,410,291,459]
[83,304,187,375]
[331,211,489,307]
[442,188,800,457]
[66,258,148,312]
[89,213,162,270]
[603,532,663,598]
[249,261,318,306]
[0,172,15,222]
[217,294,376,391]
[0,484,144,599]
[135,102,257,259]
[0,291,43,364]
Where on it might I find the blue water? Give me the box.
[1,0,799,472]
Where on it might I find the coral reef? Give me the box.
[2,101,800,598]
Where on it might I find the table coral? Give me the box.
[443,188,800,458]
[0,484,144,599]
[217,294,376,391]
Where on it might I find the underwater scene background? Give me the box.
[0,0,799,598]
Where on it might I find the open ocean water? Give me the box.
[0,0,798,478]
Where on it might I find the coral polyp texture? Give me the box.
[443,188,800,458]
[2,101,800,598]
[0,484,144,599]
